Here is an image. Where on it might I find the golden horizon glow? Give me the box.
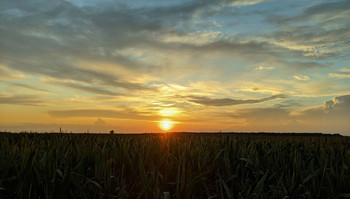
[158,108,181,117]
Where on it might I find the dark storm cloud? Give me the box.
[0,94,45,106]
[188,94,286,106]
[48,108,155,120]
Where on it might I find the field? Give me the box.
[0,132,350,199]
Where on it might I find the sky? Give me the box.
[1,0,350,134]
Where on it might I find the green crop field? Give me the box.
[0,132,349,199]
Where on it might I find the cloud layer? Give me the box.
[188,94,286,106]
[1,0,350,134]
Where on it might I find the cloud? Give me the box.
[49,81,123,96]
[284,61,327,70]
[279,1,350,24]
[6,57,154,91]
[9,83,54,93]
[293,75,310,81]
[323,95,350,112]
[230,0,272,7]
[1,0,337,97]
[0,1,162,92]
[223,94,350,133]
[293,94,350,125]
[266,1,350,60]
[94,118,107,126]
[293,106,325,121]
[329,68,350,79]
[0,94,45,106]
[160,31,227,46]
[230,107,290,123]
[188,94,287,106]
[273,99,302,108]
[0,65,24,80]
[0,1,302,65]
[270,27,345,59]
[255,65,274,71]
[48,108,156,120]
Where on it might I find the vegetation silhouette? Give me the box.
[0,132,349,198]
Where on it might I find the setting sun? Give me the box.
[159,120,174,131]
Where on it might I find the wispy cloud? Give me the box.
[48,81,123,96]
[230,0,272,7]
[256,65,274,71]
[48,108,156,120]
[277,1,350,24]
[188,94,287,106]
[293,75,310,81]
[266,0,350,60]
[329,68,350,79]
[0,65,24,80]
[0,94,46,106]
[230,107,290,123]
[9,83,54,93]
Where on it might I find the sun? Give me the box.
[162,121,171,129]
[159,120,174,131]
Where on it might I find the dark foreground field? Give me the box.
[0,132,349,199]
